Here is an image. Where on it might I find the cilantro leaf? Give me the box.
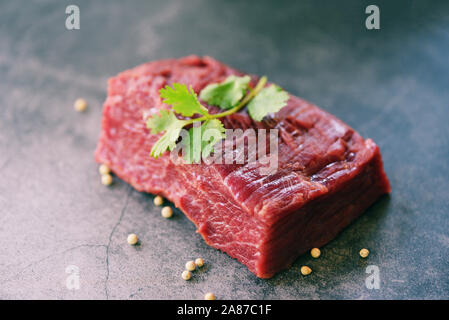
[147,77,289,161]
[199,75,251,109]
[146,110,186,158]
[160,83,209,117]
[182,119,226,164]
[146,109,177,134]
[247,85,289,121]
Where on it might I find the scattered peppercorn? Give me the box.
[310,248,321,258]
[359,248,370,258]
[161,206,173,218]
[204,292,215,300]
[300,266,312,276]
[99,164,110,175]
[185,260,196,272]
[127,233,138,245]
[101,174,113,186]
[154,195,164,206]
[195,258,204,268]
[182,270,191,281]
[74,98,87,112]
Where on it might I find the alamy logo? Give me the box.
[365,5,380,30]
[365,265,380,289]
[65,265,80,290]
[168,128,279,175]
[65,5,80,30]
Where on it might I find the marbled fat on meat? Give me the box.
[95,55,390,278]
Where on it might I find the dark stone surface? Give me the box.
[0,0,448,299]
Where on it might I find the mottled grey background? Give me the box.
[0,0,448,300]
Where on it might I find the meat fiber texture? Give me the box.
[95,55,391,278]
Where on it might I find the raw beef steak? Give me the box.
[95,55,390,278]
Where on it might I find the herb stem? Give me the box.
[184,76,267,125]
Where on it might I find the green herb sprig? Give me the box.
[146,75,289,161]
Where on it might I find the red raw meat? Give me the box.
[95,55,390,278]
